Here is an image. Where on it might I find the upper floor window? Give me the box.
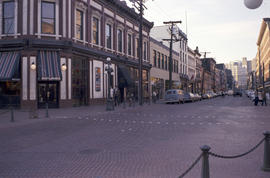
[165,55,168,70]
[136,38,139,58]
[143,42,147,61]
[117,29,123,53]
[161,54,164,69]
[128,34,132,56]
[76,9,83,40]
[92,17,99,45]
[41,1,55,34]
[3,1,15,34]
[153,50,157,67]
[158,52,160,68]
[105,24,112,49]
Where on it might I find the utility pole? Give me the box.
[130,0,148,106]
[162,21,181,90]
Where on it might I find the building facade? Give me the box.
[256,18,270,92]
[0,0,153,109]
[201,58,216,93]
[150,37,180,99]
[150,25,189,91]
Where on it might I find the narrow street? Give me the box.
[0,96,269,178]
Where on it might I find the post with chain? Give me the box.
[200,145,211,178]
[46,102,49,118]
[262,131,270,171]
[10,105,14,122]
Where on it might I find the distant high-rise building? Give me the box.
[226,60,248,89]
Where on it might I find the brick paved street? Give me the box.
[0,96,270,178]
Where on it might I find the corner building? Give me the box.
[0,0,153,109]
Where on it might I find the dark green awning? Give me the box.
[0,52,20,81]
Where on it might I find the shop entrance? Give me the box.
[38,82,59,108]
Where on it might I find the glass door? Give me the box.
[38,82,59,108]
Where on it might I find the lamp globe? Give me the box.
[244,0,263,9]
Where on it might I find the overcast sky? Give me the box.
[129,0,270,64]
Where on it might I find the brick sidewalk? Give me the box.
[0,102,152,128]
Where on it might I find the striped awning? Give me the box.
[38,51,62,81]
[0,52,20,81]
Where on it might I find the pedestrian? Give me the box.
[152,91,157,103]
[258,92,263,106]
[262,91,267,106]
[253,93,259,106]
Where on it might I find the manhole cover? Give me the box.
[79,148,101,155]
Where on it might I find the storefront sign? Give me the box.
[95,67,101,91]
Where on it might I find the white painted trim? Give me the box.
[90,0,102,11]
[89,61,92,99]
[0,2,2,37]
[116,15,124,23]
[0,33,21,37]
[29,56,36,100]
[104,8,114,17]
[126,20,133,28]
[68,0,71,38]
[30,0,34,35]
[14,0,18,37]
[35,33,62,38]
[62,0,66,37]
[23,0,28,35]
[22,57,28,100]
[68,58,72,100]
[60,58,67,100]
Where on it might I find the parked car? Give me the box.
[202,93,209,99]
[182,92,193,103]
[189,93,196,102]
[194,93,202,101]
[233,91,242,97]
[165,89,185,104]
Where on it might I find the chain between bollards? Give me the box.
[10,105,14,122]
[46,102,49,118]
[178,132,270,177]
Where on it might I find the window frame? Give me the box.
[105,23,112,49]
[92,16,100,45]
[127,33,133,56]
[2,0,15,34]
[75,9,83,40]
[41,1,56,34]
[117,28,123,53]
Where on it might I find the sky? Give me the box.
[127,0,270,64]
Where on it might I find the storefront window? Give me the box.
[0,82,20,108]
[72,59,89,106]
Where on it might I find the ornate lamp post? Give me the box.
[105,57,114,111]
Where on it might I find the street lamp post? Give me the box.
[105,57,114,111]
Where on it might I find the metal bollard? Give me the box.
[262,131,270,171]
[10,106,14,122]
[46,103,49,118]
[201,145,211,178]
[123,99,126,109]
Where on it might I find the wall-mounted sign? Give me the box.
[95,67,101,91]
